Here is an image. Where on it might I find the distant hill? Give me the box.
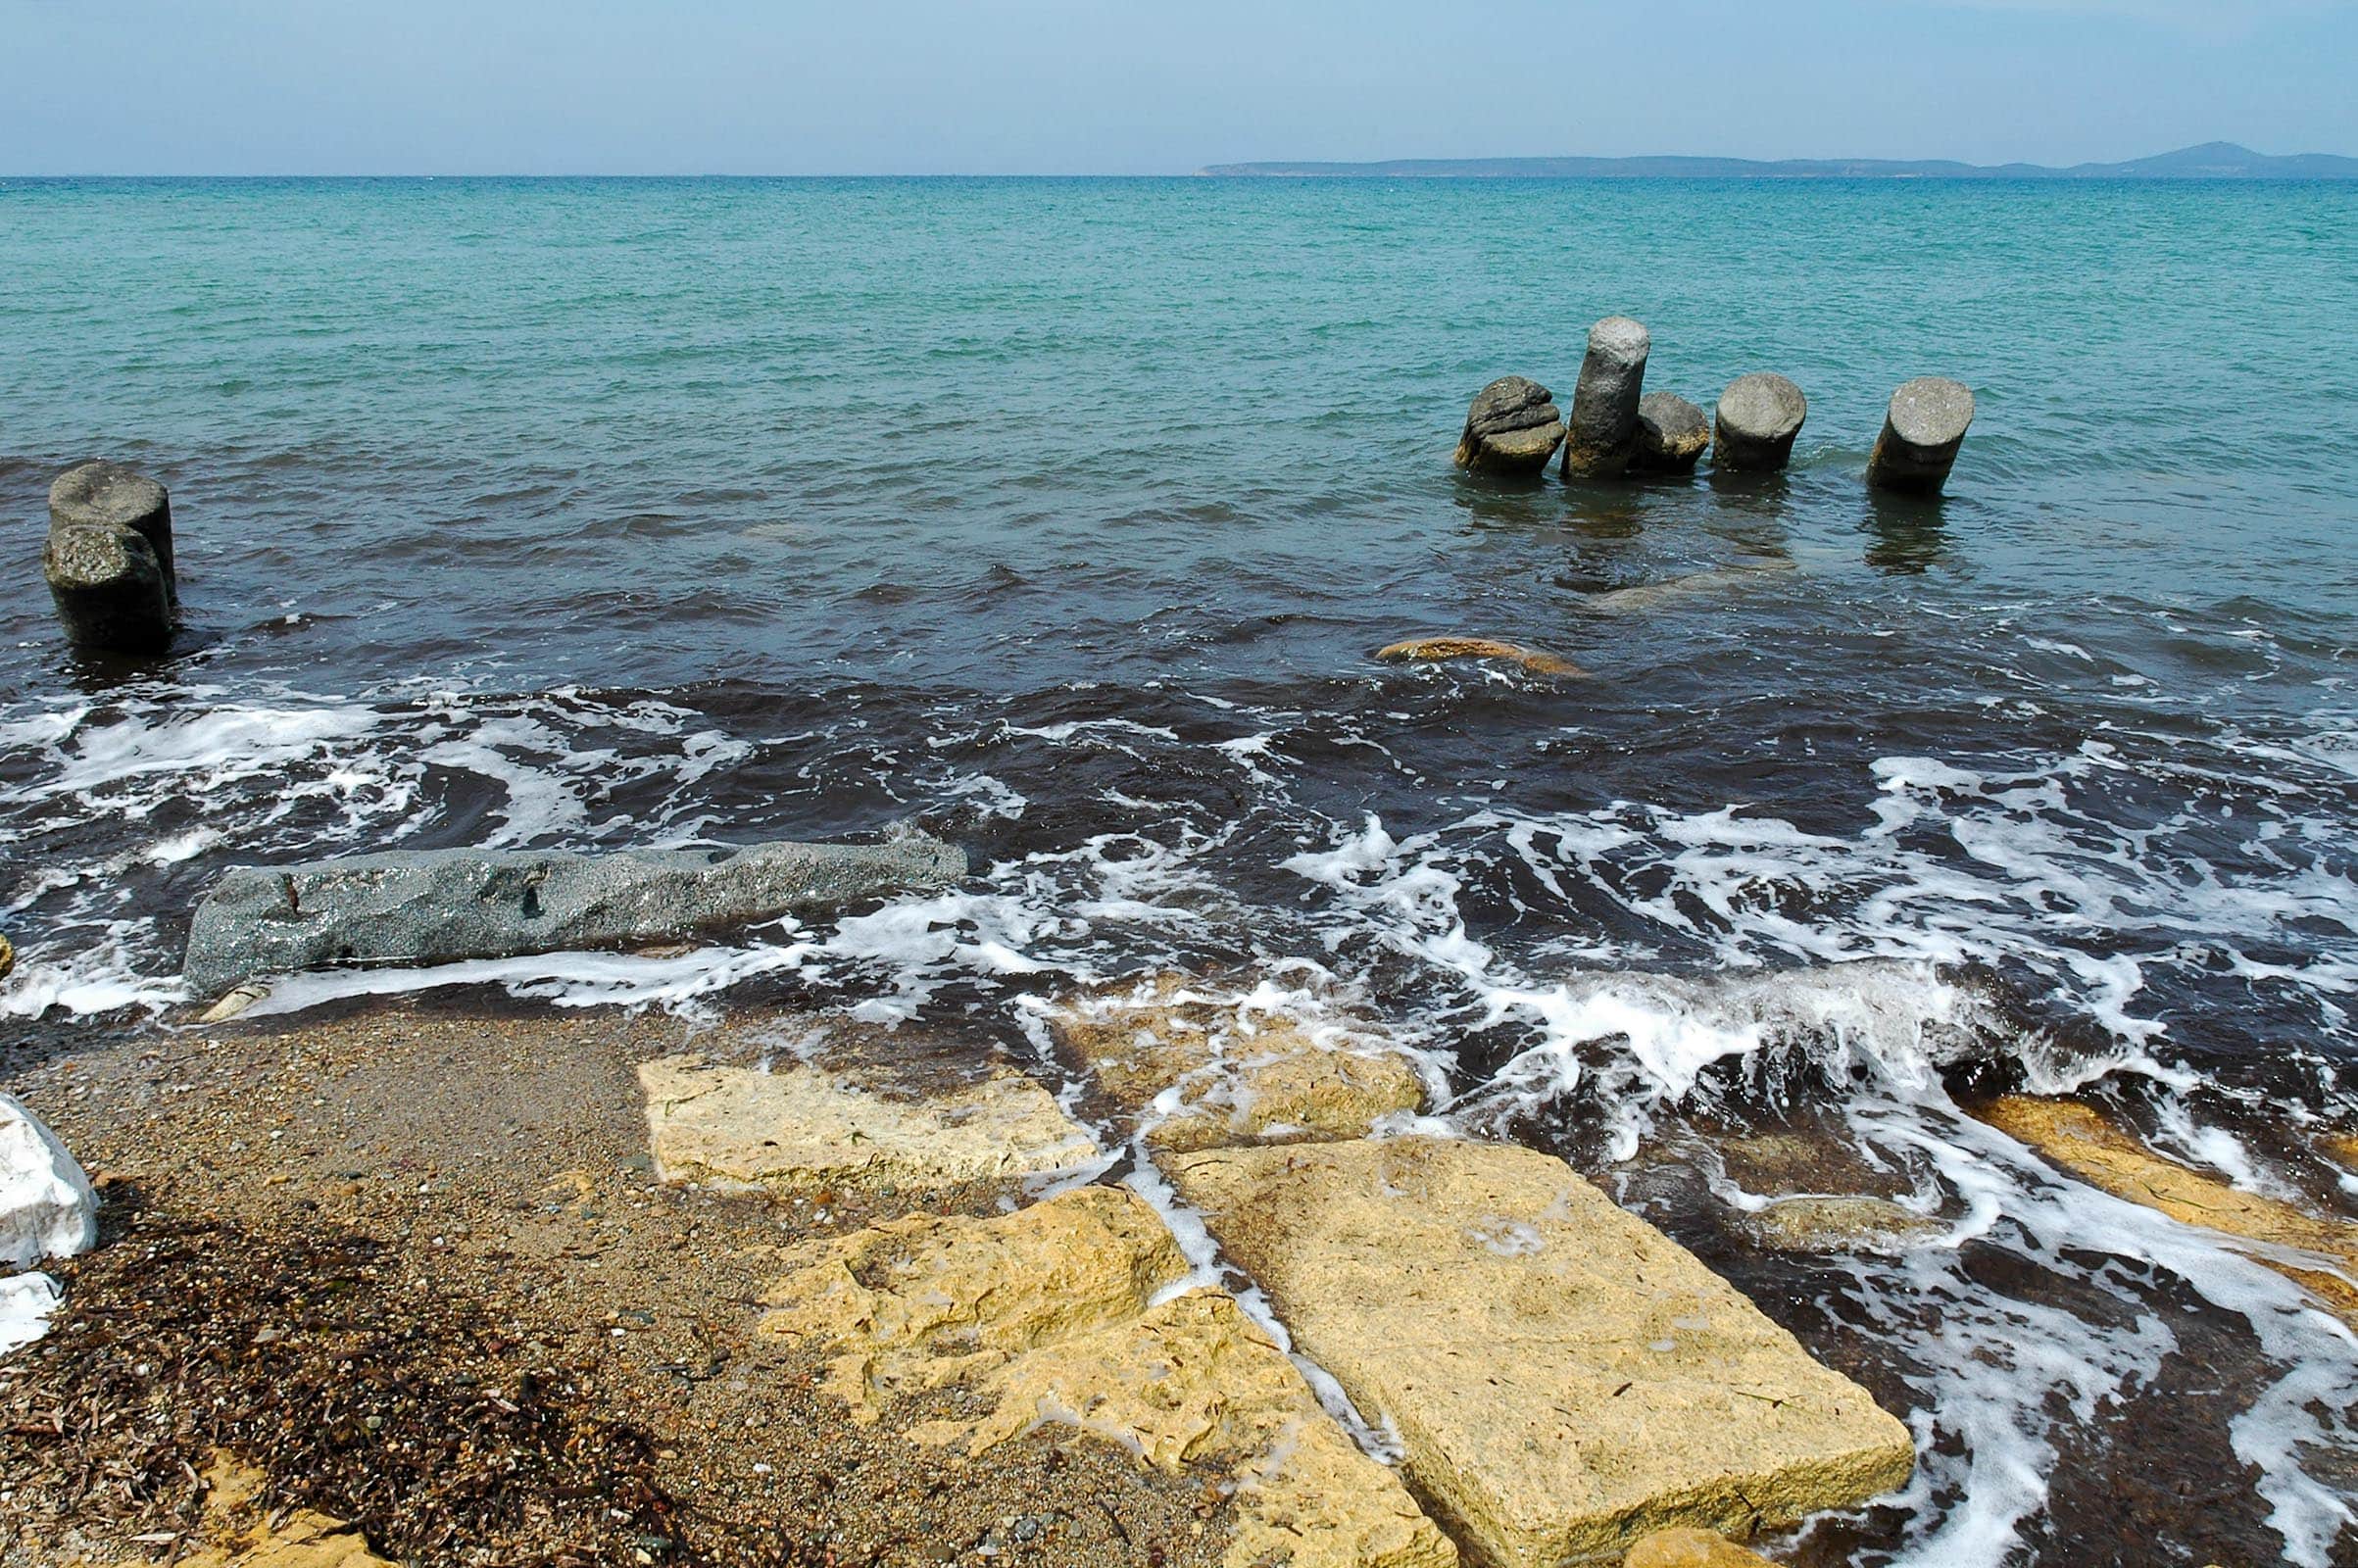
[1200,142,2358,180]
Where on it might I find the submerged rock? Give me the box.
[44,462,177,655]
[639,1053,1098,1194]
[1735,1195,1945,1254]
[1866,376,1975,495]
[1623,1529,1781,1568]
[760,1186,1455,1568]
[1376,636,1588,678]
[1561,316,1651,479]
[1163,1137,1914,1568]
[0,931,12,982]
[1976,1096,2358,1324]
[1711,373,1807,472]
[1046,972,1429,1152]
[181,830,967,992]
[1454,375,1565,475]
[1629,392,1711,475]
[2,1093,98,1272]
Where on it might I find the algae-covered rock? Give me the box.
[1976,1095,2358,1323]
[1735,1195,1945,1255]
[759,1186,1454,1568]
[1374,637,1589,680]
[639,1054,1099,1196]
[183,830,967,992]
[1048,973,1429,1152]
[1164,1137,1915,1568]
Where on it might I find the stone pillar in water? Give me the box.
[1712,373,1808,472]
[1559,317,1649,479]
[44,463,175,654]
[1867,377,1976,496]
[1453,375,1565,475]
[1629,393,1711,476]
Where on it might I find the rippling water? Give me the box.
[5,176,2358,1565]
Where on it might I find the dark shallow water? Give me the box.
[4,175,2358,1565]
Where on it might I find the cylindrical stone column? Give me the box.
[1454,375,1565,475]
[1712,373,1808,472]
[1559,317,1650,479]
[1867,377,1976,495]
[44,522,173,655]
[50,463,174,605]
[1629,392,1710,476]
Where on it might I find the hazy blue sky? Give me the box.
[4,1,2354,173]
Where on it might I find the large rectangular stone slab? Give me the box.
[1164,1137,1914,1567]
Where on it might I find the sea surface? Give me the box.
[4,175,2358,1565]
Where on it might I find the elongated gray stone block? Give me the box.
[1712,372,1808,472]
[1560,316,1649,479]
[1453,375,1564,474]
[183,831,968,993]
[1868,377,1976,495]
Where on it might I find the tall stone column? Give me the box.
[1559,317,1650,479]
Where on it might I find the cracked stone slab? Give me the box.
[1164,1137,1915,1568]
[758,1185,1455,1568]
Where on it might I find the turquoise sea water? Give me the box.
[5,177,2358,1565]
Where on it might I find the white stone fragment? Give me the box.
[2,1092,99,1270]
[0,1270,63,1355]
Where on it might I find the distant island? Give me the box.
[1201,141,2358,180]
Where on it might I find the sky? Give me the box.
[3,0,2354,174]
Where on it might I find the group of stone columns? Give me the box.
[1453,315,1976,496]
[40,461,178,655]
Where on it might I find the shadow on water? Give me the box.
[1862,486,1954,574]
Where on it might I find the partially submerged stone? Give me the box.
[182,830,967,992]
[1711,374,1807,473]
[2,1093,98,1271]
[1623,1529,1781,1568]
[1976,1096,2358,1322]
[1561,317,1651,479]
[45,462,177,655]
[1164,1137,1914,1568]
[1454,375,1566,476]
[760,1186,1453,1568]
[0,931,13,982]
[1582,559,1795,615]
[1735,1195,1945,1255]
[1375,637,1588,679]
[1630,393,1711,476]
[1866,377,1975,496]
[640,1054,1098,1195]
[99,1454,393,1568]
[1048,973,1430,1152]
